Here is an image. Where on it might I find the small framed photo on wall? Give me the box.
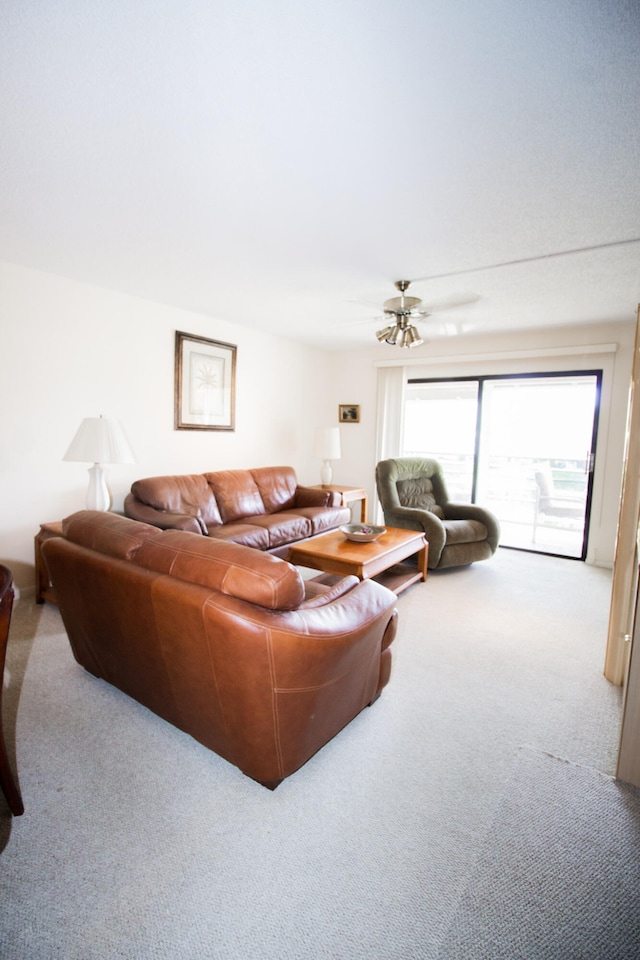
[339,404,360,423]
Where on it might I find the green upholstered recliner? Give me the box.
[375,458,500,570]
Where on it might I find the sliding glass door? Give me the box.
[403,372,601,559]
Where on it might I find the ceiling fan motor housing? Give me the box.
[383,295,422,314]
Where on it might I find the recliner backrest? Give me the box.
[396,476,445,518]
[377,457,449,515]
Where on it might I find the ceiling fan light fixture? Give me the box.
[397,327,411,348]
[407,325,424,347]
[385,324,401,345]
[397,325,421,348]
[376,324,395,342]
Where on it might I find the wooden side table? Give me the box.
[35,521,63,605]
[311,484,368,523]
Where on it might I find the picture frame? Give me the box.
[175,331,237,431]
[339,404,360,423]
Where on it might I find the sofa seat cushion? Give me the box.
[239,512,312,547]
[444,519,488,544]
[207,523,271,550]
[206,508,351,550]
[134,530,305,610]
[295,506,352,535]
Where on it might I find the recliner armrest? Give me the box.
[392,506,445,552]
[444,502,501,551]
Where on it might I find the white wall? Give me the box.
[329,320,636,568]
[0,262,335,593]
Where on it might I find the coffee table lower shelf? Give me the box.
[373,562,425,595]
[309,563,424,596]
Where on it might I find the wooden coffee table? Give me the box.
[288,527,428,596]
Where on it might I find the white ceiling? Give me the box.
[1,0,639,351]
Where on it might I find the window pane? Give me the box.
[477,375,597,558]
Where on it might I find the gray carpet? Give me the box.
[437,748,640,960]
[0,548,631,958]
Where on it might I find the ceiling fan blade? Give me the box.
[425,316,486,337]
[420,291,480,313]
[337,312,388,328]
[345,298,387,310]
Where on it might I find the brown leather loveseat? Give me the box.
[43,511,398,789]
[124,465,350,555]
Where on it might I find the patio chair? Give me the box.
[533,468,585,541]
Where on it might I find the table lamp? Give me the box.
[314,427,341,485]
[64,415,135,511]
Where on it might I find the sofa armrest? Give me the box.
[294,485,341,508]
[123,494,205,535]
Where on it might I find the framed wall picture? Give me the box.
[175,331,237,430]
[339,404,360,423]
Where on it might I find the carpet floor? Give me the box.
[0,547,633,958]
[437,748,640,960]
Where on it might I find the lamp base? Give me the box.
[86,463,111,511]
[320,461,333,485]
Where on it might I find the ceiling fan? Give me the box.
[351,240,640,348]
[373,280,479,348]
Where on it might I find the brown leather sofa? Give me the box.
[124,465,350,555]
[42,511,398,789]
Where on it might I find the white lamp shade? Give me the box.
[313,427,341,462]
[64,416,135,464]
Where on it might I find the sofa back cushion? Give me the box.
[131,474,223,527]
[62,510,161,560]
[134,529,305,610]
[251,466,297,513]
[205,470,266,523]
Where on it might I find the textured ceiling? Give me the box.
[1,0,639,350]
